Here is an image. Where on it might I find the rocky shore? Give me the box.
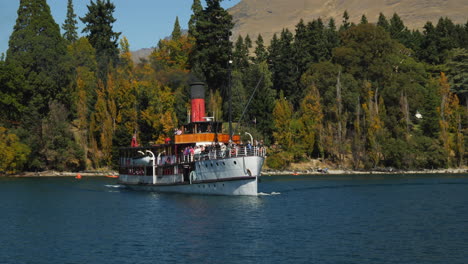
[3,167,467,178]
[262,168,468,176]
[4,170,118,177]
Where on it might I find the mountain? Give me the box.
[132,0,467,61]
[131,47,154,64]
[229,0,468,42]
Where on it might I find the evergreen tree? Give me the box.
[81,0,121,83]
[172,16,182,41]
[447,48,468,108]
[388,13,412,48]
[293,19,311,82]
[360,14,368,25]
[0,62,26,124]
[270,29,298,107]
[6,0,72,170]
[340,10,351,31]
[62,0,78,43]
[188,0,203,39]
[418,22,439,64]
[244,61,276,143]
[325,18,340,58]
[233,35,249,71]
[254,34,268,63]
[306,18,329,62]
[377,13,390,30]
[190,0,233,105]
[7,0,70,116]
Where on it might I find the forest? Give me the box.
[0,0,467,174]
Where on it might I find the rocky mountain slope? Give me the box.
[229,0,468,42]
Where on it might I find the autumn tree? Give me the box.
[68,37,97,168]
[298,84,324,158]
[0,127,30,174]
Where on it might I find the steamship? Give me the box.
[118,82,266,195]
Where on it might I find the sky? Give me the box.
[0,0,241,55]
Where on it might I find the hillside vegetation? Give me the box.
[1,0,467,174]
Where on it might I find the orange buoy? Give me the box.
[75,173,82,179]
[106,175,118,178]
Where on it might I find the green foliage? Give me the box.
[265,150,291,170]
[269,29,298,106]
[41,102,85,171]
[189,0,233,103]
[446,48,468,106]
[0,61,26,123]
[254,34,268,63]
[243,61,276,143]
[4,2,468,172]
[62,0,78,43]
[172,17,182,41]
[80,0,121,83]
[188,0,203,39]
[7,0,71,117]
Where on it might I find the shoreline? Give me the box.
[262,168,468,176]
[2,168,467,178]
[2,170,118,178]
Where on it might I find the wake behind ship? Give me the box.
[118,82,266,195]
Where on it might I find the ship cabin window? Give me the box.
[182,121,222,134]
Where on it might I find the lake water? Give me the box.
[0,174,467,264]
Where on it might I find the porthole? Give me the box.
[222,162,225,166]
[233,161,237,165]
[216,163,219,166]
[211,163,213,167]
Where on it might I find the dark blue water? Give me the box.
[0,174,467,264]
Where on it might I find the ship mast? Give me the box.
[228,59,233,143]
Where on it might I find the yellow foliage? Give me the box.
[150,35,193,71]
[0,127,30,174]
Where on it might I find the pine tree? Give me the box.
[340,10,351,31]
[244,61,276,143]
[81,0,121,83]
[190,0,233,105]
[172,16,182,41]
[325,18,340,59]
[0,62,26,123]
[360,14,368,25]
[7,0,70,116]
[62,0,78,43]
[377,13,390,30]
[188,0,203,39]
[254,34,268,63]
[233,35,249,71]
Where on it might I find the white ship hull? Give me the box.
[124,176,258,196]
[119,155,264,196]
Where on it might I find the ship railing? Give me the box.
[179,146,266,163]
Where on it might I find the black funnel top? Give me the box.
[190,82,205,99]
